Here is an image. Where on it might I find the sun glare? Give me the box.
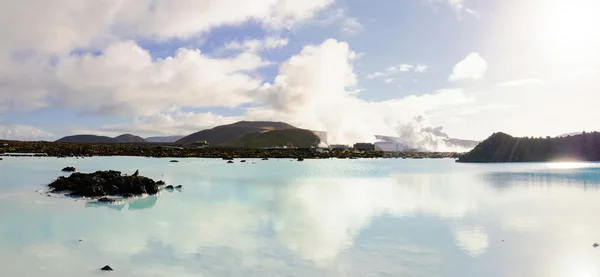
[546,162,592,169]
[531,0,600,56]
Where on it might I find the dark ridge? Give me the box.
[176,121,298,145]
[56,135,118,143]
[457,131,600,163]
[114,134,146,143]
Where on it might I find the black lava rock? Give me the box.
[97,197,118,204]
[594,243,599,248]
[165,185,174,190]
[156,180,165,186]
[227,161,234,164]
[240,160,246,163]
[61,167,76,172]
[175,185,183,189]
[261,158,268,160]
[297,158,304,161]
[48,170,160,198]
[101,265,113,271]
[222,157,234,160]
[170,160,179,163]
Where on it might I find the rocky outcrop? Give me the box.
[48,170,160,197]
[61,166,76,172]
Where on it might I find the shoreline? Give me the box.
[0,140,461,160]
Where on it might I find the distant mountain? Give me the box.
[444,138,480,149]
[56,135,118,143]
[114,134,146,143]
[176,121,320,148]
[457,131,600,163]
[56,134,147,143]
[145,136,185,143]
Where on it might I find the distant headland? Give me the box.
[457,131,600,163]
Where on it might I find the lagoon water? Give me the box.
[1,157,600,277]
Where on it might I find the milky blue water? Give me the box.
[1,157,600,277]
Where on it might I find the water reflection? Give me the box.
[128,196,159,210]
[1,158,600,277]
[483,167,600,190]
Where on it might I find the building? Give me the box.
[353,143,375,152]
[192,140,209,147]
[330,144,352,151]
[374,141,406,152]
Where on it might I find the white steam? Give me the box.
[247,39,474,150]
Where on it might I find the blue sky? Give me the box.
[0,0,599,146]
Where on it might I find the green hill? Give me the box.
[228,128,320,148]
[176,121,301,145]
[457,131,600,163]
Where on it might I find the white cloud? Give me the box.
[448,53,488,81]
[415,65,428,73]
[0,122,57,141]
[384,78,394,83]
[0,0,336,116]
[313,8,363,36]
[0,0,335,56]
[341,17,364,36]
[399,64,414,72]
[366,63,426,80]
[224,36,289,53]
[366,72,385,79]
[54,41,270,117]
[447,0,465,12]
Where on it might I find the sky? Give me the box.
[0,0,599,145]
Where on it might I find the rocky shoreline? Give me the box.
[0,140,461,159]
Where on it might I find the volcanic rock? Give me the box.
[97,197,118,204]
[48,170,159,198]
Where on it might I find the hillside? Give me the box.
[457,132,600,163]
[145,136,184,143]
[114,134,147,143]
[56,134,147,143]
[228,129,320,148]
[176,121,298,145]
[56,135,118,143]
